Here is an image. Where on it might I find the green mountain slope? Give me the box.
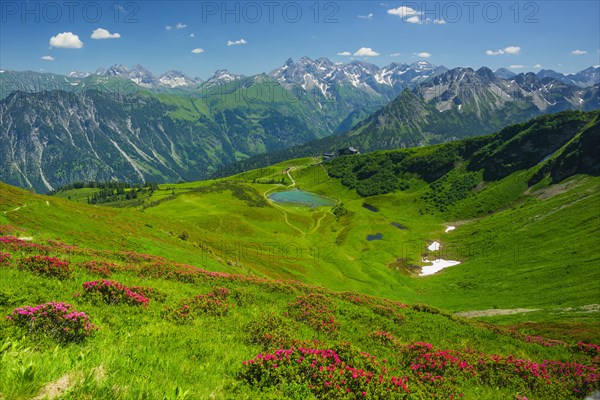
[1,110,599,398]
[45,110,600,325]
[0,183,599,399]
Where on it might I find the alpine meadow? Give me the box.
[0,1,599,399]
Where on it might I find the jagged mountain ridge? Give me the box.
[2,61,598,99]
[211,68,599,178]
[1,63,598,192]
[268,57,448,99]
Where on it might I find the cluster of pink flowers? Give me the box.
[6,302,97,343]
[523,335,569,348]
[78,260,117,277]
[577,342,600,357]
[286,293,340,335]
[242,335,600,399]
[78,279,149,306]
[0,252,11,267]
[17,255,71,279]
[0,236,50,253]
[377,332,600,398]
[241,346,415,398]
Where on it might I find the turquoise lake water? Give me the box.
[268,189,336,207]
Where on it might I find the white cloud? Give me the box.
[353,47,380,57]
[509,64,526,69]
[91,28,121,39]
[191,48,204,54]
[41,55,54,61]
[387,6,420,17]
[338,51,352,56]
[572,49,587,55]
[165,25,172,31]
[433,19,446,24]
[533,64,542,69]
[405,15,422,24]
[227,38,247,46]
[416,52,432,58]
[176,22,187,29]
[49,32,83,49]
[486,46,521,56]
[390,52,401,57]
[358,13,374,20]
[190,33,195,38]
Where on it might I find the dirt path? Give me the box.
[456,304,600,318]
[3,204,26,215]
[308,212,329,235]
[455,308,540,318]
[286,167,296,187]
[262,167,306,236]
[262,165,339,237]
[33,372,76,400]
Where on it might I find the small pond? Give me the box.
[366,233,383,241]
[391,222,408,230]
[362,203,379,212]
[268,189,336,207]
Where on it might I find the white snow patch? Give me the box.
[419,259,461,276]
[445,226,456,233]
[428,241,440,251]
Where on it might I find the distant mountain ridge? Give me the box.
[268,57,448,98]
[212,67,599,178]
[1,61,598,192]
[2,62,598,100]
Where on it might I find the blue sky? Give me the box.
[1,1,598,78]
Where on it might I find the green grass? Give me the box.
[12,153,600,335]
[0,247,597,399]
[1,110,599,398]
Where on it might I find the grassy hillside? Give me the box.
[46,111,599,320]
[1,110,599,398]
[0,202,599,399]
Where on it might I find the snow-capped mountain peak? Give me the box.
[158,70,201,88]
[268,57,444,97]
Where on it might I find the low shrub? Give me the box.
[79,260,115,277]
[244,312,297,348]
[162,286,231,323]
[0,252,11,267]
[285,293,340,335]
[6,302,97,343]
[77,279,149,306]
[17,255,71,279]
[231,287,256,306]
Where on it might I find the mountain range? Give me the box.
[3,60,598,99]
[0,59,598,192]
[211,66,600,177]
